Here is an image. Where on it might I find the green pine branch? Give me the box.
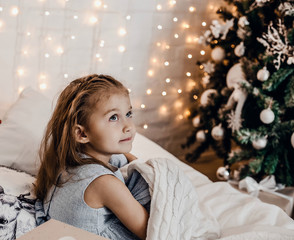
[263,68,294,92]
[285,75,294,108]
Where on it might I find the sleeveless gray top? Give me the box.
[44,154,140,239]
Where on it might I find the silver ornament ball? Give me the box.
[211,47,226,62]
[196,130,206,142]
[252,137,267,150]
[211,125,224,141]
[260,108,275,124]
[216,166,230,180]
[257,67,270,82]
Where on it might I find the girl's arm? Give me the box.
[124,152,137,162]
[84,175,148,239]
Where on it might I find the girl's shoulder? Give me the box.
[72,164,115,181]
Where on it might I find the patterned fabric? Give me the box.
[0,187,36,240]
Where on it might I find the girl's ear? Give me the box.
[74,125,89,143]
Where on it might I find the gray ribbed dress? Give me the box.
[42,154,150,240]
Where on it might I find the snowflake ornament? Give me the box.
[203,61,215,74]
[278,2,294,16]
[227,110,243,132]
[257,20,294,69]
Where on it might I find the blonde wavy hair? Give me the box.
[34,74,129,200]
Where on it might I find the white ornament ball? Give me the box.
[257,67,270,82]
[211,125,224,141]
[216,166,230,180]
[291,132,294,148]
[252,137,267,150]
[192,116,201,127]
[196,130,206,142]
[260,108,275,124]
[234,42,245,57]
[211,46,226,62]
[200,89,218,106]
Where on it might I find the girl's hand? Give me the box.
[124,152,137,162]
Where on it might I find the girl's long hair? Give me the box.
[34,74,128,200]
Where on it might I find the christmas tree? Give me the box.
[182,0,294,186]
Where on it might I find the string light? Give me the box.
[118,45,126,52]
[177,114,184,120]
[169,0,176,6]
[39,83,47,90]
[118,28,127,36]
[174,100,183,108]
[2,1,211,136]
[148,70,154,77]
[11,7,19,16]
[17,68,24,76]
[94,0,102,7]
[182,23,190,29]
[56,47,64,54]
[18,86,24,94]
[159,105,168,114]
[89,16,98,24]
[189,7,196,12]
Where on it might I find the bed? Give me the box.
[0,87,294,239]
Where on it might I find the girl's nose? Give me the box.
[123,119,133,133]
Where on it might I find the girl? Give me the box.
[34,74,150,239]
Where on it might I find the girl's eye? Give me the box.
[109,114,118,121]
[126,111,133,118]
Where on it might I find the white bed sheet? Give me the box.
[130,133,294,239]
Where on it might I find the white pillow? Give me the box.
[0,88,53,175]
[0,166,36,198]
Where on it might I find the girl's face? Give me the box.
[83,92,136,163]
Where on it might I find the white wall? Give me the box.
[0,0,222,159]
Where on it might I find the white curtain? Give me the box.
[0,0,222,159]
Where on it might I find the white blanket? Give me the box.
[126,158,294,240]
[127,158,221,240]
